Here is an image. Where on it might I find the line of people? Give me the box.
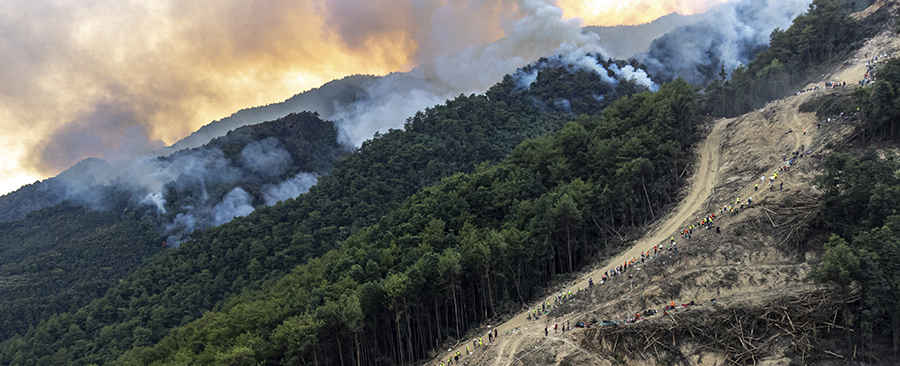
[435,329,501,366]
[434,112,828,365]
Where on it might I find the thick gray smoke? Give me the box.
[30,134,322,246]
[163,75,375,153]
[157,0,657,150]
[639,0,812,85]
[240,137,291,177]
[330,0,656,146]
[7,0,769,243]
[262,172,320,206]
[212,188,255,226]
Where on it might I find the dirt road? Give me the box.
[430,119,730,366]
[446,91,822,366]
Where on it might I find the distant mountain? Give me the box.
[585,11,711,59]
[0,76,372,223]
[164,74,376,153]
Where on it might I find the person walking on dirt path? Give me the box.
[545,326,548,336]
[555,323,558,333]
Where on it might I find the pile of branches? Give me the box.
[760,192,821,253]
[579,289,842,365]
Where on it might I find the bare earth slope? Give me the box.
[423,10,900,365]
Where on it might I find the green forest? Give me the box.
[808,57,900,356]
[113,78,700,366]
[0,57,651,365]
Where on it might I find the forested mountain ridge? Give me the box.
[0,57,651,365]
[0,111,348,343]
[110,79,700,366]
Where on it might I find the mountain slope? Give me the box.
[0,111,348,344]
[0,57,652,366]
[105,77,700,366]
[433,2,900,364]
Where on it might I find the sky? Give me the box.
[0,0,733,196]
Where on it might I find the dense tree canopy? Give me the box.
[105,79,700,366]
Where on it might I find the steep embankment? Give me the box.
[433,41,883,366]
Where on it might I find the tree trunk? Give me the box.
[395,310,404,365]
[642,177,655,218]
[486,267,494,317]
[355,332,361,366]
[452,282,460,340]
[406,310,413,361]
[337,334,345,366]
[435,299,441,348]
[480,275,488,319]
[842,286,852,357]
[566,221,572,273]
[893,309,898,357]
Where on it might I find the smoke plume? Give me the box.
[329,0,657,146]
[262,172,320,206]
[639,0,812,84]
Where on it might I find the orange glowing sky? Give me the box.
[0,0,733,196]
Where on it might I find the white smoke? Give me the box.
[331,0,656,146]
[239,137,291,177]
[262,172,319,206]
[141,192,166,214]
[640,0,812,84]
[213,187,255,226]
